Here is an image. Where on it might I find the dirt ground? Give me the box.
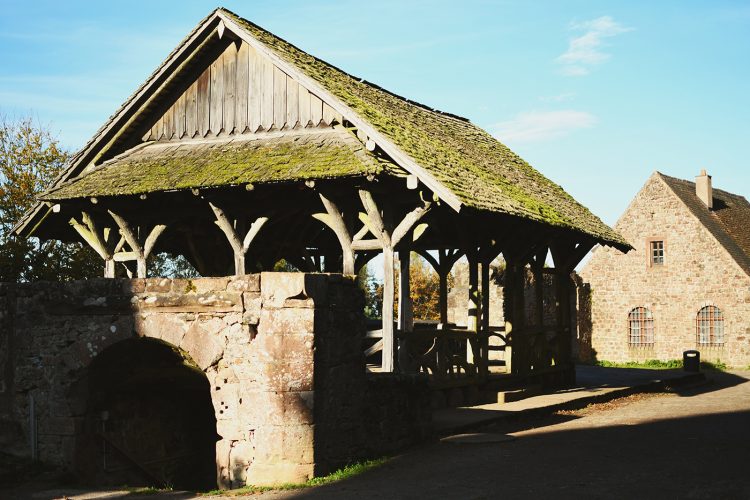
[3,370,749,500]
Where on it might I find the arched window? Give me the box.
[628,307,654,346]
[697,305,724,345]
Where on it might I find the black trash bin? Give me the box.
[683,350,700,372]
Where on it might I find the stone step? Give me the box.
[494,384,542,404]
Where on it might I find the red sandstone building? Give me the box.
[580,171,750,367]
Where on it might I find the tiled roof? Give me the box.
[659,172,750,276]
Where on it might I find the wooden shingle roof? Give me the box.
[18,7,628,251]
[659,172,750,276]
[42,129,385,199]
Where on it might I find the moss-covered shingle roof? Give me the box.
[219,9,628,248]
[43,130,383,199]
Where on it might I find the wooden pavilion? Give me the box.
[14,8,629,383]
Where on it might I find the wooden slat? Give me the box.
[197,68,210,137]
[223,43,237,134]
[364,339,384,357]
[260,55,274,130]
[298,86,311,127]
[235,42,249,133]
[310,93,323,126]
[322,102,338,126]
[175,93,186,139]
[209,57,224,135]
[185,81,198,138]
[248,45,261,132]
[286,75,299,128]
[273,66,287,130]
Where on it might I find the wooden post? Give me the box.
[108,210,167,279]
[358,189,431,373]
[208,202,268,276]
[313,193,354,275]
[467,251,479,332]
[397,250,413,372]
[69,211,122,278]
[382,246,396,372]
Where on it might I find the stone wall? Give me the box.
[0,273,431,488]
[580,173,750,367]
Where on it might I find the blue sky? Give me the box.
[1,0,749,227]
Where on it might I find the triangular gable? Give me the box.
[143,40,343,142]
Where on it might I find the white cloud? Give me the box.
[557,16,633,76]
[538,92,576,103]
[491,110,597,144]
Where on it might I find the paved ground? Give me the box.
[3,367,748,500]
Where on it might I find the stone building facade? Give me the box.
[0,273,430,489]
[579,171,750,367]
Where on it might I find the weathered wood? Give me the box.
[197,69,210,137]
[382,246,395,372]
[108,210,166,278]
[322,102,338,126]
[391,201,431,247]
[397,250,414,372]
[273,66,287,129]
[223,42,237,134]
[235,41,249,133]
[208,202,267,275]
[298,86,311,126]
[260,56,274,130]
[209,56,224,135]
[247,44,261,132]
[185,81,198,138]
[286,75,299,128]
[314,193,354,275]
[310,93,323,126]
[351,239,382,251]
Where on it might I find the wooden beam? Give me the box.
[68,212,116,278]
[208,202,267,275]
[314,193,354,275]
[397,250,414,372]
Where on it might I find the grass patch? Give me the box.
[596,359,683,370]
[200,457,389,496]
[595,359,727,371]
[122,486,173,495]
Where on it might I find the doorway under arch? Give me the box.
[74,337,218,490]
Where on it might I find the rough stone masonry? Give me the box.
[0,273,431,489]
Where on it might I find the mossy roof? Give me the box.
[43,130,384,199]
[219,8,628,248]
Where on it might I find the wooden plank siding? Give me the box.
[145,41,341,142]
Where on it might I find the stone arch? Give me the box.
[72,337,218,490]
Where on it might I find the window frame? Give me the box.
[647,237,666,267]
[696,305,725,346]
[628,306,655,346]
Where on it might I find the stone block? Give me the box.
[145,278,172,293]
[245,462,315,486]
[228,275,261,293]
[254,424,314,465]
[242,292,262,325]
[180,319,225,370]
[260,273,328,309]
[257,308,315,336]
[193,277,231,294]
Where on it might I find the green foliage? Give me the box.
[148,251,200,279]
[596,359,728,371]
[201,457,389,496]
[0,115,101,282]
[596,359,683,369]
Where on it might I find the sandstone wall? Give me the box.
[580,174,750,367]
[0,273,431,488]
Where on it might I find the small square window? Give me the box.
[650,240,664,266]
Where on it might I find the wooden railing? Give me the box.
[363,321,512,381]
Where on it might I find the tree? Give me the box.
[0,115,101,282]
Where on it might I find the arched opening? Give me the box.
[74,338,217,490]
